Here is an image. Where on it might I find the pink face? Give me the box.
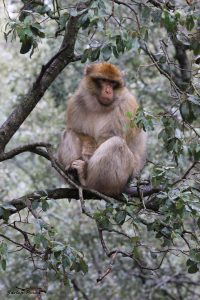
[96,79,118,106]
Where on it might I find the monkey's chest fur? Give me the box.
[69,105,132,160]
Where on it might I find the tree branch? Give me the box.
[0,143,51,161]
[0,185,162,221]
[171,35,191,88]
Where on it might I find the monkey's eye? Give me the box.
[109,80,119,89]
[98,78,107,84]
[94,78,103,88]
[95,78,119,89]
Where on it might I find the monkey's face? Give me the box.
[94,78,119,106]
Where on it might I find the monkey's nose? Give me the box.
[105,87,112,94]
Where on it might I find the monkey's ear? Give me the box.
[84,65,93,76]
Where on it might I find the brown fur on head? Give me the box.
[84,62,125,88]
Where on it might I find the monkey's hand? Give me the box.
[71,159,87,186]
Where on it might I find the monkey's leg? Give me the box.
[57,129,82,171]
[86,136,135,195]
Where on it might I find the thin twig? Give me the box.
[113,0,140,30]
[172,161,199,186]
[97,251,117,283]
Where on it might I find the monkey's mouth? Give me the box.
[98,97,114,106]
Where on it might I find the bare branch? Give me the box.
[0,143,50,161]
[172,161,200,186]
[113,0,140,30]
[97,252,117,283]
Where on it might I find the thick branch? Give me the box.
[0,143,50,161]
[0,186,161,221]
[171,36,191,87]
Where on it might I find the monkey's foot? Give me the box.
[71,159,87,185]
[66,166,79,182]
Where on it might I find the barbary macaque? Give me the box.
[57,63,146,195]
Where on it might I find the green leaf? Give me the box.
[30,25,45,38]
[162,10,176,32]
[133,247,140,259]
[79,258,88,274]
[112,45,119,58]
[2,209,10,222]
[116,35,124,53]
[62,256,71,268]
[94,212,111,230]
[54,251,61,259]
[186,15,195,31]
[30,22,42,30]
[90,47,100,62]
[41,236,48,248]
[180,101,196,123]
[23,16,33,25]
[20,38,32,54]
[101,44,112,61]
[126,111,133,119]
[1,259,6,271]
[42,199,49,211]
[81,48,91,63]
[151,10,162,23]
[36,4,51,15]
[190,249,200,263]
[52,245,65,252]
[191,40,200,56]
[130,236,140,245]
[141,6,151,22]
[115,210,126,225]
[140,27,148,41]
[18,28,33,41]
[126,205,136,218]
[188,263,199,273]
[63,276,70,286]
[58,13,69,30]
[81,17,90,30]
[0,242,7,255]
[197,217,200,228]
[34,234,42,246]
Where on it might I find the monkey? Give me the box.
[57,62,146,196]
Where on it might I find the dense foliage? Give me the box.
[0,0,200,299]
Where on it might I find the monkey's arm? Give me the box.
[128,129,147,177]
[57,129,82,170]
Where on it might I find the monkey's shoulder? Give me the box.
[120,90,138,110]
